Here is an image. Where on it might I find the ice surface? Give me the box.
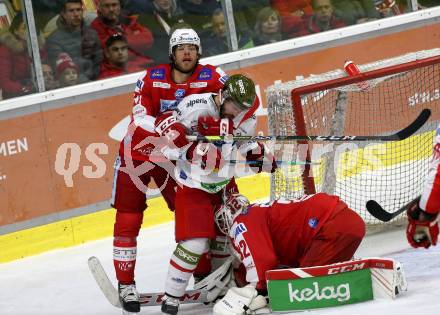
[1,222,439,315]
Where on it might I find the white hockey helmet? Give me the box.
[215,194,250,235]
[169,28,202,56]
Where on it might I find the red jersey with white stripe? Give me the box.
[229,194,340,288]
[120,63,228,161]
[419,124,440,215]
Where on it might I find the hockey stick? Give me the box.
[88,256,208,307]
[366,196,420,222]
[215,160,319,166]
[187,108,431,142]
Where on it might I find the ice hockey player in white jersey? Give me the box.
[153,74,275,315]
[406,123,440,248]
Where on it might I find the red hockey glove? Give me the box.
[198,116,233,136]
[245,142,277,173]
[406,198,439,249]
[186,142,223,170]
[155,112,189,148]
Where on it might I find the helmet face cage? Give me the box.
[215,194,250,235]
[221,74,256,110]
[169,28,201,56]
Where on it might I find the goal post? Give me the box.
[267,49,440,228]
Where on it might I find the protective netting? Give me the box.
[267,49,440,229]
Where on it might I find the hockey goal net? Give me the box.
[266,48,440,230]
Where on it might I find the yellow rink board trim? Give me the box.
[0,173,270,264]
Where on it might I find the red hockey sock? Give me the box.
[113,236,137,284]
[193,252,211,277]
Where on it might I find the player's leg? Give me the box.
[149,163,177,211]
[162,186,221,314]
[112,156,151,313]
[194,178,238,280]
[299,200,366,267]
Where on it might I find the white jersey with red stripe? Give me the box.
[163,92,258,193]
[419,123,440,215]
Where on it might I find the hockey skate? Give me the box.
[118,282,140,314]
[161,294,180,315]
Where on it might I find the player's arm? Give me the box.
[406,125,440,248]
[131,71,157,133]
[154,111,189,148]
[213,215,273,315]
[230,219,278,289]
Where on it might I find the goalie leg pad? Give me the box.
[194,256,235,302]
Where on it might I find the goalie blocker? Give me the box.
[266,258,407,312]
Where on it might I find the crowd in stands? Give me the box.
[0,0,435,100]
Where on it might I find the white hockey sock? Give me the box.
[165,238,209,297]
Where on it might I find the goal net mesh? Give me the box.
[267,49,440,229]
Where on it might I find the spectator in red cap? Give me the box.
[56,53,80,87]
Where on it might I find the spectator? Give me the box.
[137,0,185,65]
[232,0,270,34]
[283,0,346,38]
[253,7,283,46]
[179,0,220,34]
[271,0,313,17]
[332,0,379,25]
[374,0,405,18]
[91,0,154,70]
[122,0,154,16]
[56,53,80,87]
[0,12,33,99]
[42,63,60,90]
[31,0,65,33]
[46,0,102,83]
[99,33,138,79]
[202,8,254,56]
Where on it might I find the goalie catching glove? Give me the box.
[406,197,439,248]
[213,285,267,315]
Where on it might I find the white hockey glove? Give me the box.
[213,285,267,315]
[194,256,235,302]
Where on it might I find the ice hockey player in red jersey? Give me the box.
[157,74,276,315]
[111,28,232,313]
[406,124,440,249]
[212,193,366,315]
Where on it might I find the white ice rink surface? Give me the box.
[1,222,439,315]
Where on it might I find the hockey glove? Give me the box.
[245,142,277,173]
[406,198,439,248]
[186,142,223,170]
[155,112,189,148]
[198,116,233,136]
[213,285,267,315]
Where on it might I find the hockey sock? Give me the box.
[113,211,143,284]
[113,236,137,284]
[210,235,231,271]
[165,238,210,297]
